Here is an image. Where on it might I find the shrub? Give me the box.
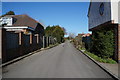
[84,50,117,64]
[91,27,115,59]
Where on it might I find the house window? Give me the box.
[99,3,104,16]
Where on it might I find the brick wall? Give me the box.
[118,25,120,63]
[114,24,120,63]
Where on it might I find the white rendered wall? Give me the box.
[111,0,119,24]
[0,17,12,26]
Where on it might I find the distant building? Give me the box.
[88,0,119,62]
[82,33,91,37]
[82,33,92,50]
[78,33,85,37]
[0,14,44,35]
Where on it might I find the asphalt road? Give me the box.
[3,41,113,78]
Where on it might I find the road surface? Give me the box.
[3,41,113,78]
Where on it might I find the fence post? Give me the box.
[49,36,51,45]
[19,32,23,45]
[36,34,39,49]
[19,32,24,56]
[36,34,39,44]
[30,34,33,44]
[30,34,33,52]
[43,36,44,48]
[46,37,47,47]
[0,28,6,63]
[40,34,42,48]
[48,37,49,46]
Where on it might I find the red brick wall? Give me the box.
[118,25,120,63]
[114,24,120,63]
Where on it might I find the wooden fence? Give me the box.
[0,28,56,63]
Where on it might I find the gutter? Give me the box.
[4,26,35,31]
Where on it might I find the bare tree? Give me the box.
[68,32,76,39]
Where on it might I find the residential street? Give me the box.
[3,41,113,78]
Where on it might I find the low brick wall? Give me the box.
[0,28,56,63]
[118,25,120,63]
[114,24,120,63]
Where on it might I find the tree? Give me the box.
[68,32,76,39]
[1,11,15,17]
[45,26,52,36]
[5,11,15,15]
[73,34,85,49]
[62,27,67,35]
[45,25,65,43]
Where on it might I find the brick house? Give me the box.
[0,14,45,62]
[0,14,44,35]
[88,0,119,62]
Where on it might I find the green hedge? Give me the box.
[91,27,115,59]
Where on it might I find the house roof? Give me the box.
[82,33,92,37]
[4,14,44,29]
[87,2,92,17]
[78,33,85,36]
[87,1,92,17]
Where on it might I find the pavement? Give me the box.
[80,50,119,80]
[99,63,118,77]
[2,41,115,78]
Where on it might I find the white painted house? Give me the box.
[88,0,119,30]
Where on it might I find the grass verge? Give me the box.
[79,48,117,64]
